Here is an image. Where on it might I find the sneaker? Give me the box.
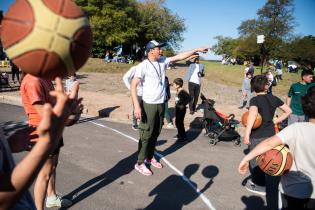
[132,124,139,130]
[134,163,152,176]
[45,194,72,208]
[167,123,174,128]
[173,135,179,140]
[145,158,163,169]
[245,179,266,196]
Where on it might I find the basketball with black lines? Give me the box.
[256,145,293,176]
[0,0,92,79]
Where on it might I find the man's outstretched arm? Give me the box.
[168,47,208,63]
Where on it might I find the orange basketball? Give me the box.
[241,111,262,129]
[0,0,92,79]
[256,145,293,176]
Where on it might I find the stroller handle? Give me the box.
[227,114,235,120]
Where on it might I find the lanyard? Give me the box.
[147,59,162,84]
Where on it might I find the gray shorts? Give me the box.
[288,114,305,125]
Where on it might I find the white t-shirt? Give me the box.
[134,57,170,104]
[276,122,315,199]
[122,66,143,96]
[189,64,201,85]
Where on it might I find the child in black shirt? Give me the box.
[172,78,191,142]
[244,75,291,209]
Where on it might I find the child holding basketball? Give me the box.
[243,75,291,209]
[172,78,191,142]
[239,87,315,210]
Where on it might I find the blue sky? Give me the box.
[165,0,315,59]
[1,0,314,59]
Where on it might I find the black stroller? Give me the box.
[200,93,241,146]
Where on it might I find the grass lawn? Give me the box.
[202,60,300,96]
[79,58,300,96]
[79,58,135,73]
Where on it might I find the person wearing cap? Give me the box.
[130,40,208,176]
[184,55,205,114]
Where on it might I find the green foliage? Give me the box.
[233,35,260,60]
[212,0,298,65]
[211,36,239,58]
[135,0,185,50]
[162,47,175,57]
[75,0,185,58]
[238,0,295,61]
[75,0,139,58]
[289,36,315,69]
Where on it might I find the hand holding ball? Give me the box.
[241,111,262,129]
[256,145,293,176]
[0,0,92,79]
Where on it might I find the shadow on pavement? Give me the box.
[144,164,219,210]
[241,195,267,210]
[75,116,103,125]
[63,152,137,208]
[98,106,120,117]
[157,117,203,158]
[186,117,203,141]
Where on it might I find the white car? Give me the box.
[288,61,299,73]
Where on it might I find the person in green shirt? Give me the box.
[287,69,314,125]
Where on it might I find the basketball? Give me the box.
[241,111,262,129]
[256,145,293,176]
[0,0,92,79]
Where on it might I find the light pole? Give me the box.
[257,35,265,74]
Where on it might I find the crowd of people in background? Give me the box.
[1,37,315,209]
[123,40,315,209]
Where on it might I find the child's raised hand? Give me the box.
[37,78,82,150]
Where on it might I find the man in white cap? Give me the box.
[131,40,208,175]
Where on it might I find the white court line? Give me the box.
[90,121,216,210]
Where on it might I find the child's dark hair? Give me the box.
[246,72,252,77]
[302,87,315,118]
[301,69,314,79]
[250,75,268,93]
[173,78,183,87]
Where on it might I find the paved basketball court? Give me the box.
[0,103,268,210]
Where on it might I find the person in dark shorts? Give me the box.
[243,74,291,210]
[239,88,315,210]
[172,78,191,142]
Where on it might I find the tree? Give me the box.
[75,0,140,57]
[211,36,239,58]
[135,0,186,52]
[75,0,185,58]
[238,0,295,62]
[289,36,315,70]
[233,35,260,63]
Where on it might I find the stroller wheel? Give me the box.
[233,138,241,146]
[209,138,216,146]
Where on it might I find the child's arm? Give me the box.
[0,78,80,210]
[274,104,292,125]
[243,106,258,145]
[239,135,282,175]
